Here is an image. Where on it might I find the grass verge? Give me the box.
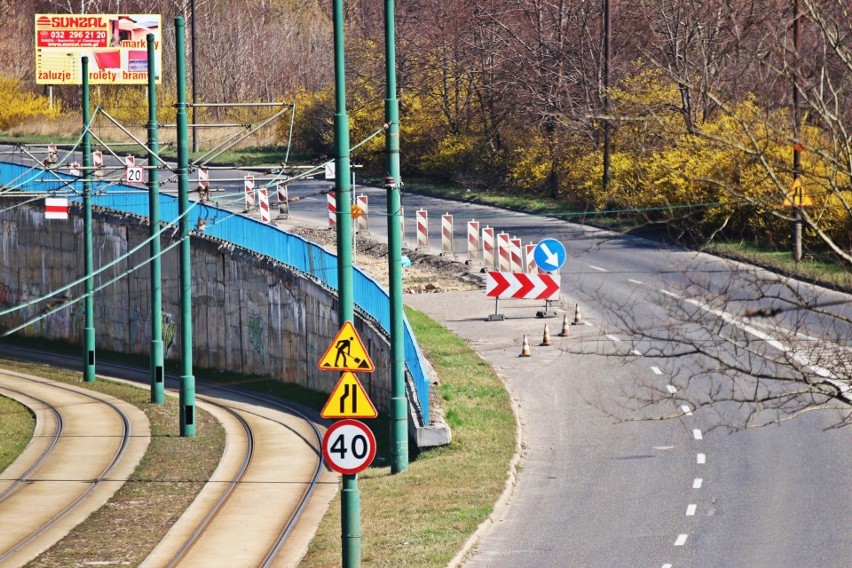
[300,306,516,567]
[0,394,35,473]
[0,358,225,568]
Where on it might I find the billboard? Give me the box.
[35,14,162,85]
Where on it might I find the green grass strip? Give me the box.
[301,306,516,567]
[0,394,35,473]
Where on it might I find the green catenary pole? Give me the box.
[384,0,408,474]
[147,33,165,404]
[175,17,196,436]
[81,56,96,383]
[332,0,359,565]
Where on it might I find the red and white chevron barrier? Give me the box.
[485,271,560,300]
[69,162,80,176]
[258,186,271,223]
[482,226,495,268]
[198,166,210,199]
[467,220,480,261]
[125,155,135,167]
[416,208,429,249]
[244,175,255,209]
[441,213,454,254]
[92,150,103,178]
[276,183,288,218]
[510,237,523,272]
[327,191,336,227]
[497,232,511,271]
[356,194,368,232]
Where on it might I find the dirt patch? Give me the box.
[288,226,482,293]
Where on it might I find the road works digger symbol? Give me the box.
[317,321,374,372]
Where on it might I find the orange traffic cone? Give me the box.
[519,334,531,357]
[540,324,552,346]
[572,303,584,325]
[558,313,570,337]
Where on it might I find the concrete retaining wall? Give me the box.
[0,200,392,409]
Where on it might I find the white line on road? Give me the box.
[674,534,689,546]
[693,478,703,489]
[589,265,608,272]
[692,429,703,440]
[632,349,643,356]
[686,504,697,516]
[697,453,706,464]
[666,385,677,394]
[606,334,621,342]
[662,564,673,568]
[628,279,644,285]
[660,289,680,298]
[651,366,663,375]
[681,405,693,416]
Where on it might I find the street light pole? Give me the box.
[191,0,198,154]
[792,0,802,262]
[81,56,96,383]
[147,33,165,404]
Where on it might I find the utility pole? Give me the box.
[147,33,165,404]
[191,0,198,153]
[175,17,196,436]
[81,56,96,383]
[602,0,612,192]
[792,0,802,262]
[332,0,360,564]
[385,0,408,475]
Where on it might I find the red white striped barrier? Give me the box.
[482,226,495,268]
[69,162,80,176]
[92,150,103,177]
[467,220,480,261]
[356,194,368,232]
[486,271,560,300]
[197,167,210,200]
[510,237,523,272]
[497,232,511,271]
[244,175,255,209]
[258,186,271,223]
[327,191,336,227]
[45,197,69,220]
[441,213,454,255]
[125,155,135,167]
[277,183,289,218]
[525,242,537,273]
[416,208,429,249]
[45,144,58,166]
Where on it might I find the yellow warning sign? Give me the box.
[782,178,813,207]
[318,321,375,372]
[321,372,378,419]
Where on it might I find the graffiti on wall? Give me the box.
[248,310,264,361]
[162,312,176,356]
[0,283,12,307]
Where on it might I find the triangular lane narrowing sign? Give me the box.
[320,372,378,419]
[317,320,375,372]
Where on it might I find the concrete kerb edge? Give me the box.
[446,359,525,568]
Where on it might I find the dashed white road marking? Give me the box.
[693,478,703,489]
[606,334,621,342]
[674,534,689,546]
[666,385,677,394]
[632,349,643,356]
[660,289,680,298]
[589,265,607,272]
[662,564,673,568]
[692,429,703,440]
[686,504,697,516]
[651,366,663,375]
[628,278,644,285]
[653,446,675,450]
[681,405,693,416]
[697,453,706,464]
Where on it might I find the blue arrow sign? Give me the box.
[533,238,566,271]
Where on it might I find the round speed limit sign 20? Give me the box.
[322,419,376,475]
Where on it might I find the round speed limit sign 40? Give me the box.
[322,419,376,475]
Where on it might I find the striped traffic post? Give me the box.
[328,191,336,227]
[244,175,255,209]
[277,183,289,219]
[125,155,136,167]
[356,194,368,232]
[92,150,103,177]
[525,242,537,273]
[258,185,271,223]
[441,213,454,255]
[467,219,480,262]
[197,166,209,201]
[416,208,429,249]
[497,232,511,271]
[482,226,495,268]
[510,237,523,272]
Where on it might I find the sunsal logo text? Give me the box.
[45,16,107,29]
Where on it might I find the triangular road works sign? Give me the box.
[782,178,813,207]
[318,321,375,372]
[321,372,378,419]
